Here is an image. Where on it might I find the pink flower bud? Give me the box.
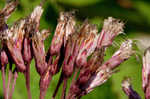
[0,50,8,66]
[122,77,141,99]
[142,47,150,99]
[23,38,32,63]
[97,17,124,48]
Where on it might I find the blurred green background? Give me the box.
[1,0,150,99]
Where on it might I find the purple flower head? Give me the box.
[122,77,141,99]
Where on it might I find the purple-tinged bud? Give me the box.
[50,12,76,55]
[76,24,98,67]
[0,50,8,66]
[142,47,150,99]
[122,77,141,99]
[97,17,124,48]
[23,38,32,63]
[83,40,133,94]
[32,30,50,75]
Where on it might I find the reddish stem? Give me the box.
[71,68,78,85]
[66,68,79,99]
[6,65,13,99]
[24,62,32,99]
[1,66,7,99]
[52,74,63,98]
[61,78,67,99]
[40,73,52,99]
[9,70,18,99]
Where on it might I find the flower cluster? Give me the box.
[0,1,137,99]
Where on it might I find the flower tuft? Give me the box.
[103,17,124,35]
[97,17,124,48]
[113,39,133,60]
[30,6,43,23]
